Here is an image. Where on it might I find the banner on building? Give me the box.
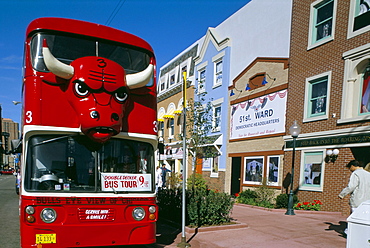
[230,89,287,140]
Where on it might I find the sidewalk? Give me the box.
[155,204,348,248]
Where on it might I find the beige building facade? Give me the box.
[228,58,289,195]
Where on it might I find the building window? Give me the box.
[304,72,331,122]
[198,68,206,94]
[160,77,166,92]
[169,74,175,87]
[211,156,219,177]
[299,150,325,191]
[267,156,280,186]
[214,60,223,87]
[360,64,370,114]
[348,0,370,38]
[158,121,164,137]
[308,0,336,49]
[168,118,174,138]
[354,0,370,31]
[309,77,327,116]
[181,66,187,83]
[340,45,370,124]
[244,157,263,185]
[212,105,221,132]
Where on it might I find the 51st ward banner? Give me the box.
[230,90,287,140]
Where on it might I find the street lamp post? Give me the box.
[285,120,301,215]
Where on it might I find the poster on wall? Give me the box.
[361,69,370,113]
[267,156,280,185]
[101,173,151,192]
[230,90,287,140]
[244,157,263,184]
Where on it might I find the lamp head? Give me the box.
[289,120,301,138]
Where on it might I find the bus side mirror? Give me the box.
[11,139,22,154]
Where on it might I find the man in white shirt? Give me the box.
[339,160,370,213]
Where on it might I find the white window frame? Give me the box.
[212,51,225,88]
[159,75,167,93]
[212,105,221,132]
[168,118,174,139]
[169,67,178,88]
[347,0,370,39]
[211,156,219,178]
[211,98,223,132]
[266,156,280,186]
[307,0,337,50]
[180,59,190,84]
[299,149,325,192]
[202,157,212,171]
[158,121,164,138]
[339,44,370,124]
[197,61,208,94]
[243,156,264,185]
[303,71,331,123]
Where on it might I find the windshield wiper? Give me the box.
[32,135,77,147]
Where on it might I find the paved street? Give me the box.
[0,175,347,248]
[156,204,348,248]
[0,174,20,248]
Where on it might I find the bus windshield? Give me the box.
[30,33,151,75]
[24,135,154,193]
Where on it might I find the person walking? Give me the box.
[339,160,370,213]
[155,166,163,193]
[161,164,172,188]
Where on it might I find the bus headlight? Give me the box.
[40,208,57,223]
[25,206,35,215]
[132,207,145,221]
[149,206,156,214]
[148,205,156,220]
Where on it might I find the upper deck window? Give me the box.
[30,33,151,75]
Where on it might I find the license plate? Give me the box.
[36,234,56,244]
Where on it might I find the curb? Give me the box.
[235,203,344,215]
[185,222,249,234]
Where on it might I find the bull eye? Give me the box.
[114,88,128,103]
[74,80,90,97]
[90,111,100,119]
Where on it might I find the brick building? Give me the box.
[1,118,20,169]
[284,0,370,215]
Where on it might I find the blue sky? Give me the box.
[0,0,250,125]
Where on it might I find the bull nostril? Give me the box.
[90,111,100,119]
[111,113,119,121]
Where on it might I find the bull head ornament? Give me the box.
[42,39,153,143]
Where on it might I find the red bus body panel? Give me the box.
[20,196,156,247]
[20,18,157,247]
[23,17,157,136]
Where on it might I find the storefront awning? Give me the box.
[198,134,223,155]
[157,109,165,122]
[164,106,175,119]
[174,104,183,115]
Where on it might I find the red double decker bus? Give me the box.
[19,17,158,247]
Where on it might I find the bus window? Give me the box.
[30,33,151,76]
[24,135,154,193]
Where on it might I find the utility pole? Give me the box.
[177,72,191,248]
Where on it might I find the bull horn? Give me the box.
[126,64,154,89]
[42,39,74,79]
